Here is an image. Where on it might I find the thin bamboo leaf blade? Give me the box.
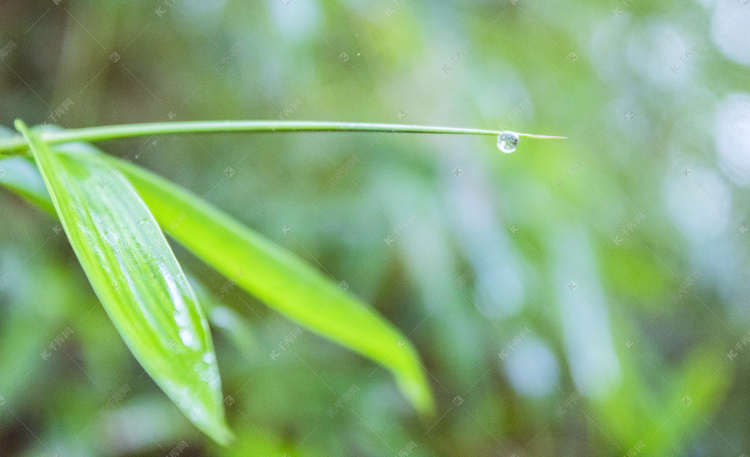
[0,120,566,155]
[0,155,55,215]
[74,149,435,415]
[14,121,233,445]
[0,126,54,214]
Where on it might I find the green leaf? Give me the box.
[0,126,55,215]
[14,121,233,445]
[102,154,435,415]
[0,155,56,215]
[3,127,434,415]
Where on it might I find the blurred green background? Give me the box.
[1,0,749,455]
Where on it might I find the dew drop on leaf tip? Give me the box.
[497,132,519,154]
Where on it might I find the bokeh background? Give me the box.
[1,0,749,455]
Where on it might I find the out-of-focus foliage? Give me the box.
[0,0,748,456]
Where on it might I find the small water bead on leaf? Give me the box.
[497,132,520,153]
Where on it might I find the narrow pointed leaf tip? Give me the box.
[14,120,233,445]
[515,132,567,139]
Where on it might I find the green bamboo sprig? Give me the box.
[0,120,566,155]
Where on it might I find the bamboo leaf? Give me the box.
[46,141,435,414]
[0,126,54,214]
[0,155,55,215]
[14,121,233,445]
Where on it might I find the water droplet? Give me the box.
[138,219,149,226]
[497,132,520,153]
